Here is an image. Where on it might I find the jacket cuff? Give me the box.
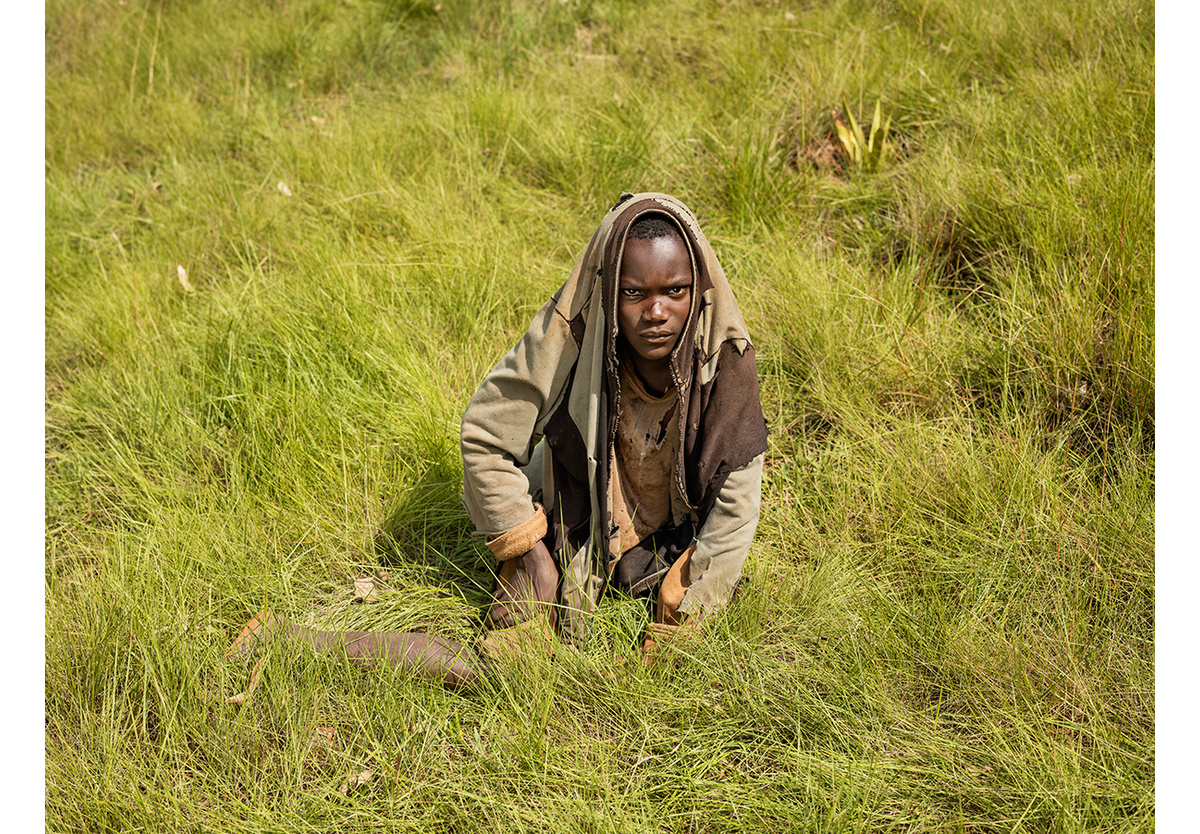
[485,504,548,561]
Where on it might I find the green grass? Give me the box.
[46,0,1153,830]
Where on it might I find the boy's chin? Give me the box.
[619,335,677,366]
[633,338,678,362]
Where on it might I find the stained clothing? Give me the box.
[610,359,679,561]
[460,192,768,639]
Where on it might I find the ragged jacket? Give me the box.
[460,193,768,634]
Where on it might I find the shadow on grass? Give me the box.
[372,465,495,613]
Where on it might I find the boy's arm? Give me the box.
[676,453,764,618]
[460,299,577,559]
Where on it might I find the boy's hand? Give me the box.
[486,540,559,630]
[641,617,701,667]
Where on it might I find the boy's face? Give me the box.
[616,234,693,365]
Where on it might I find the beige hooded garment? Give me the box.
[461,193,768,639]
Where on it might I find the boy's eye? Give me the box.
[667,286,688,296]
[620,288,640,298]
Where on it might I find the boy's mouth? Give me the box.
[640,330,673,343]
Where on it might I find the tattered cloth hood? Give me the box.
[541,193,767,576]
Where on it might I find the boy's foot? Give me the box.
[640,619,699,668]
[479,610,557,664]
[226,610,279,660]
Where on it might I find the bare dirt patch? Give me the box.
[787,132,847,176]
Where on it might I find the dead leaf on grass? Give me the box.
[353,576,377,603]
[226,654,267,705]
[176,264,195,293]
[340,769,373,795]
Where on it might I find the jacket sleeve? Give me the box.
[460,299,577,560]
[677,453,763,617]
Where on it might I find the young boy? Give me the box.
[229,193,767,689]
[462,191,767,652]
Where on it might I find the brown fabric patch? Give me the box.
[683,341,769,517]
[544,366,590,486]
[610,520,694,595]
[568,310,587,347]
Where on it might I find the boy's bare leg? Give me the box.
[298,628,485,691]
[227,611,489,692]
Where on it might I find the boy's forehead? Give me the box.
[618,235,691,275]
[619,240,696,291]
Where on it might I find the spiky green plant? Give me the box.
[833,96,893,173]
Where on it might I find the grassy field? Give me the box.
[45,0,1154,831]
